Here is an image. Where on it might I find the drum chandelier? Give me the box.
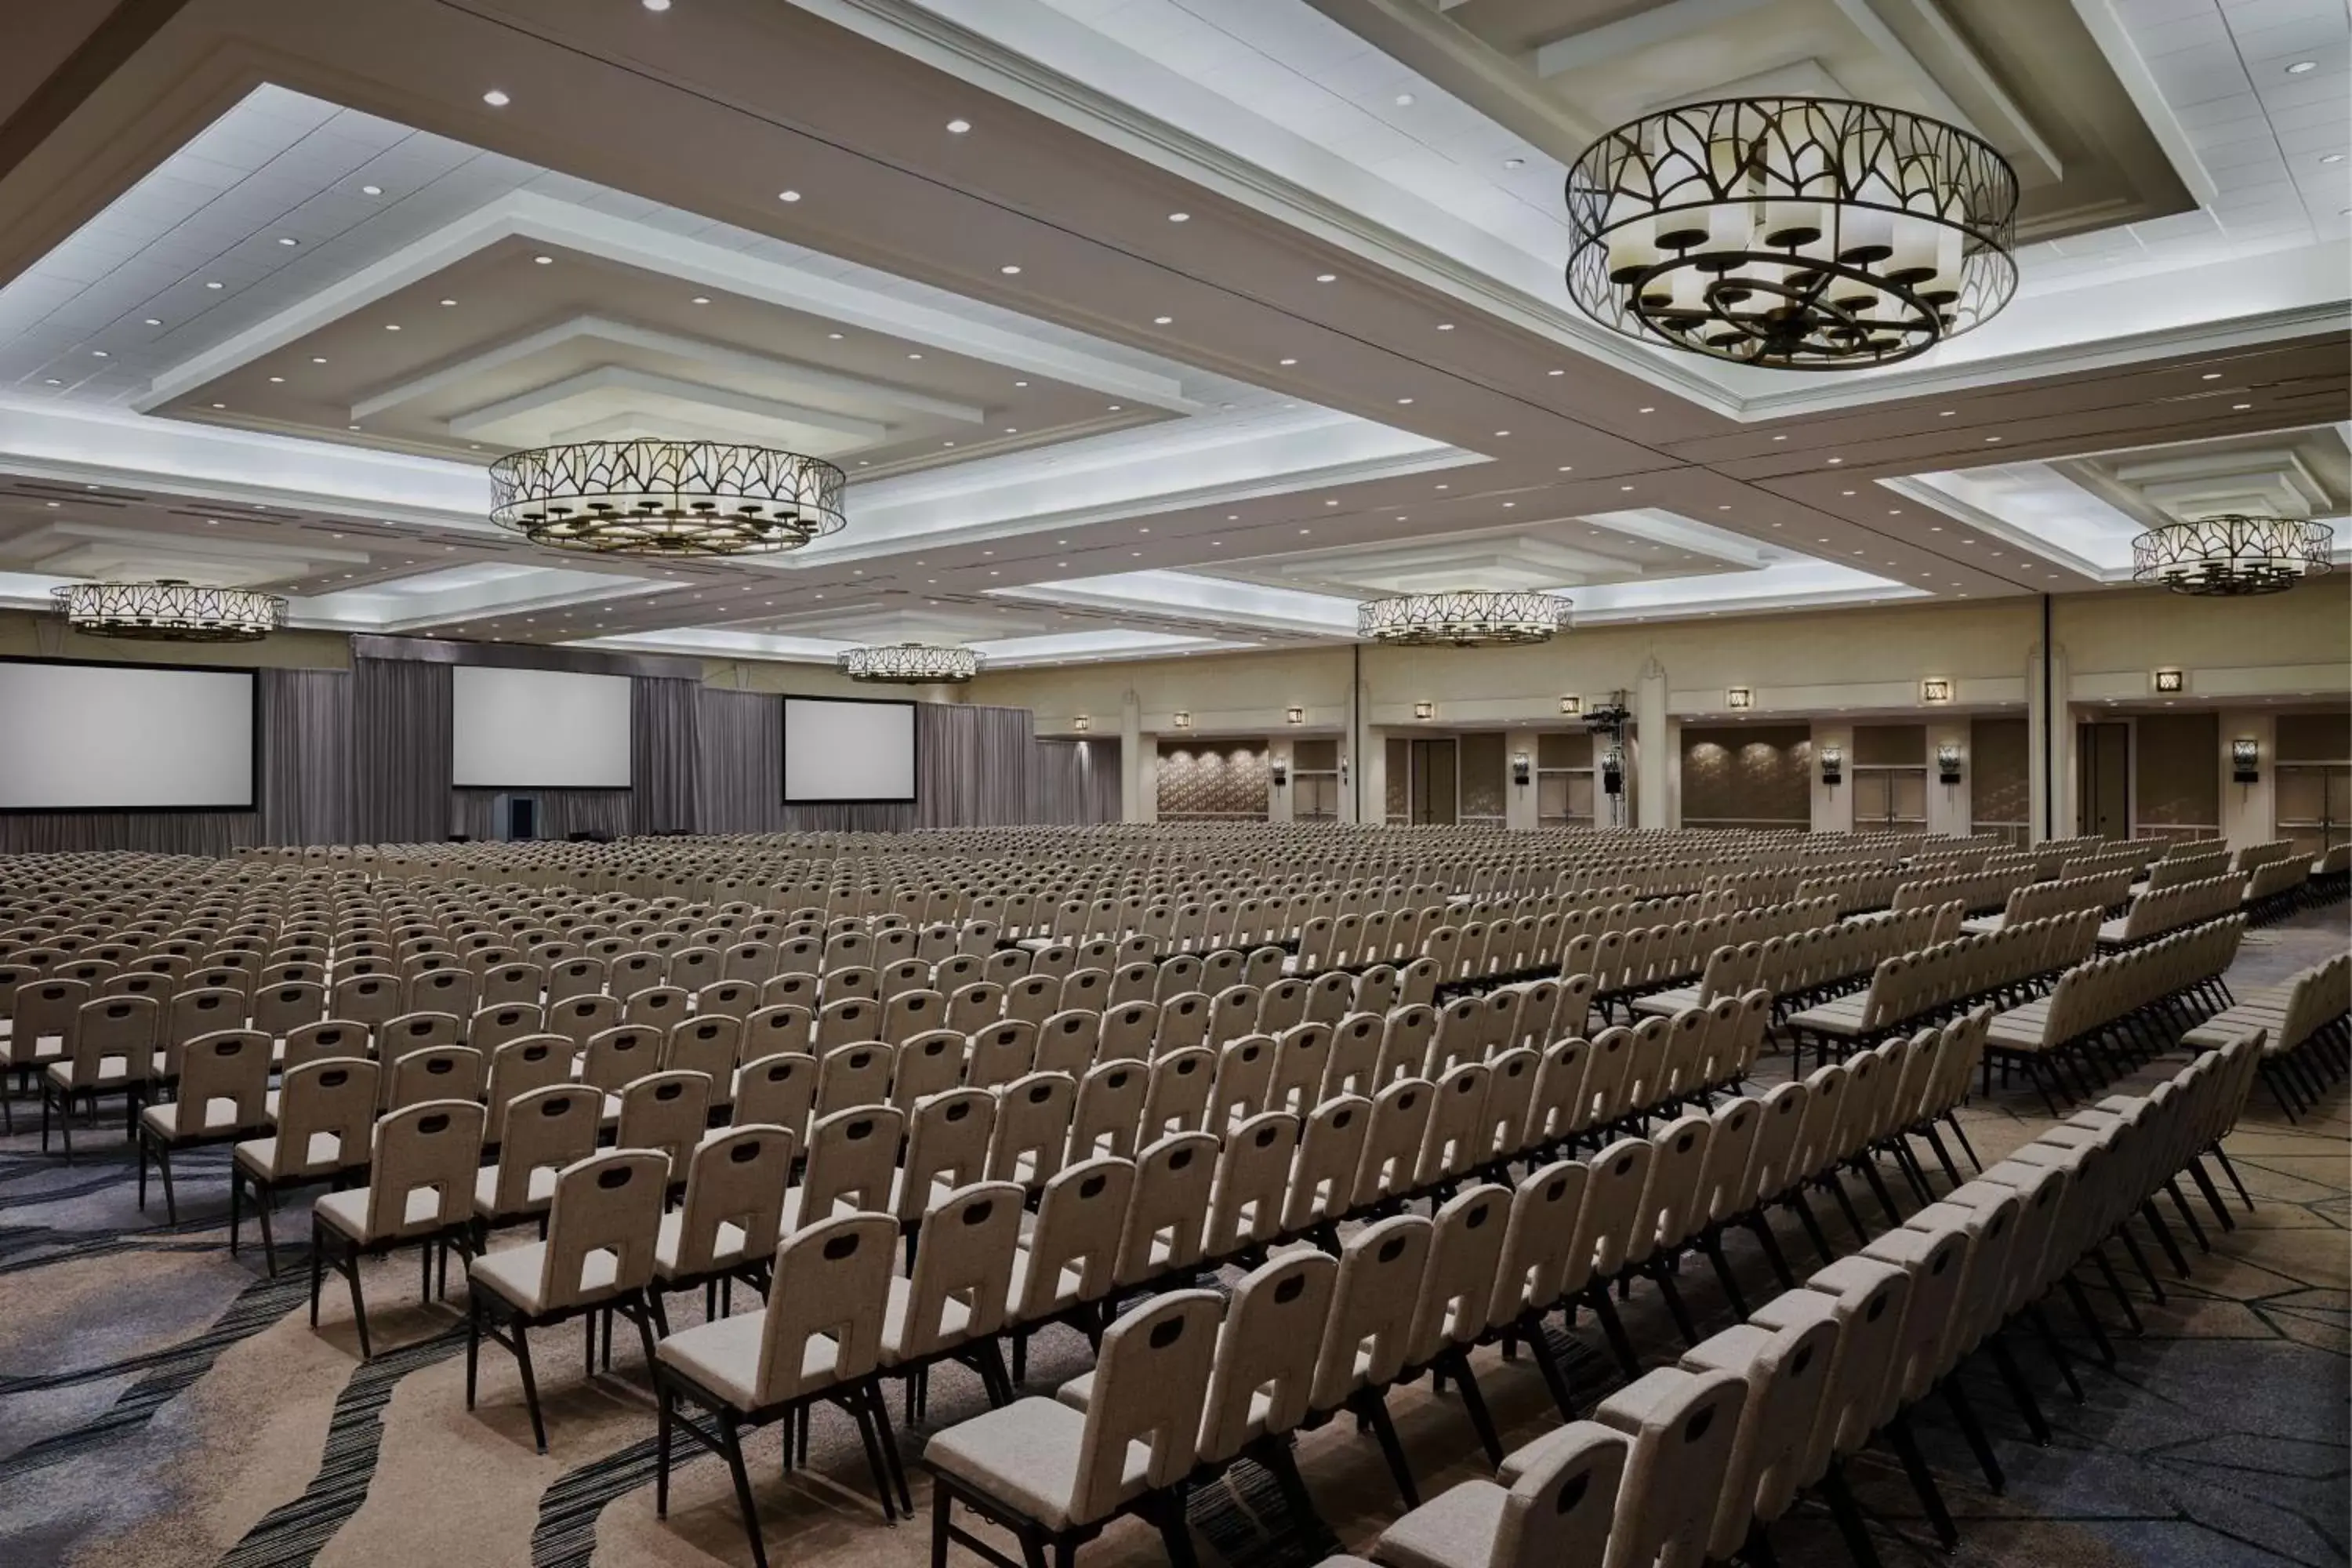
[51,579,286,642]
[1563,97,2018,370]
[1357,590,1570,647]
[488,438,848,557]
[837,643,982,683]
[2131,514,2335,597]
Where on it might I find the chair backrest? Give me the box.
[798,1103,905,1222]
[534,1148,670,1312]
[1196,1248,1338,1465]
[263,1058,380,1181]
[363,1098,486,1240]
[386,1043,485,1112]
[669,1124,793,1277]
[1011,1155,1135,1323]
[989,1070,1078,1189]
[484,1083,603,1219]
[1114,1130,1217,1286]
[1405,1181,1512,1366]
[1494,1421,1630,1568]
[1309,1212,1432,1410]
[1592,1365,1750,1568]
[171,1029,273,1136]
[754,1212,898,1406]
[894,1180,1024,1361]
[615,1069,713,1178]
[1069,1290,1223,1524]
[733,1051,817,1137]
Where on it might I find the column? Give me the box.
[2027,636,2074,840]
[1266,735,1294,824]
[1504,727,1541,831]
[1811,720,1854,834]
[1635,656,1670,829]
[1119,689,1145,822]
[2219,710,2276,851]
[1926,717,1972,840]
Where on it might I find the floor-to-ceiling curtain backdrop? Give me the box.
[352,655,452,844]
[1030,737,1120,826]
[259,667,352,846]
[633,677,701,834]
[916,704,1036,829]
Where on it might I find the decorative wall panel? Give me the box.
[1679,724,1812,826]
[1156,740,1269,820]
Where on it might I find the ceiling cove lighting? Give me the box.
[2131,514,2335,596]
[837,643,981,684]
[52,579,286,642]
[488,438,847,557]
[1564,98,2018,369]
[1358,590,1571,647]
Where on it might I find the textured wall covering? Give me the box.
[1156,740,1269,819]
[2135,712,2220,829]
[1679,724,1812,826]
[1460,732,1507,822]
[1971,716,2030,828]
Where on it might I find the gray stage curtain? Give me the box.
[0,812,255,855]
[695,688,783,833]
[259,668,352,846]
[353,656,452,844]
[633,677,701,834]
[1029,738,1120,826]
[916,704,1035,828]
[450,788,633,841]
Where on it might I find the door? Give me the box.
[2078,722,2129,837]
[1408,738,1458,825]
[1852,768,1927,829]
[2277,764,2352,858]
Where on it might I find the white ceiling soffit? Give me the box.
[828,0,2345,416]
[578,623,1250,666]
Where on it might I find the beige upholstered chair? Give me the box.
[311,1098,487,1359]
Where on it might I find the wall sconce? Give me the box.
[1820,743,1844,786]
[2154,668,2184,694]
[1726,686,1753,710]
[1070,714,1090,733]
[1600,746,1625,796]
[1270,758,1290,786]
[1413,701,1435,721]
[1920,678,1952,704]
[1512,751,1533,786]
[1171,711,1192,730]
[1338,754,1349,786]
[1285,706,1305,725]
[1936,742,1963,784]
[2232,738,2259,783]
[1559,695,1582,717]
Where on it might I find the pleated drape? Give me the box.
[631,677,701,833]
[915,704,1035,828]
[259,667,352,846]
[352,656,452,844]
[1029,738,1120,826]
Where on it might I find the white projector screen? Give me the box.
[0,660,255,810]
[784,697,916,803]
[452,666,633,789]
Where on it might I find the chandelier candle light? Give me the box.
[1565,97,2018,369]
[52,579,286,642]
[1358,590,1571,647]
[2131,514,2334,596]
[837,643,981,684]
[488,438,847,556]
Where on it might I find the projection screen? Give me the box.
[783,697,916,803]
[451,666,633,789]
[0,660,256,810]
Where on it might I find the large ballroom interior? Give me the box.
[0,2,2346,1566]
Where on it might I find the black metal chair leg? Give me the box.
[717,1410,770,1568]
[2187,1159,2235,1232]
[1818,1460,1885,1568]
[1985,1335,2050,1445]
[1356,1391,1420,1508]
[1747,1214,1795,1287]
[1944,1112,1983,1173]
[1526,1322,1577,1419]
[2165,1180,2210,1254]
[2209,1145,2255,1211]
[2063,1274,2123,1364]
[1884,1412,1958,1550]
[1787,1190,1837,1266]
[1588,1284,1642,1377]
[1940,1377,2004,1493]
[1702,1233,1751,1319]
[2026,1302,2085,1403]
[513,1319,549,1454]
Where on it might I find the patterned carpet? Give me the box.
[1,906,2343,1568]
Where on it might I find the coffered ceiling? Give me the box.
[0,0,2336,669]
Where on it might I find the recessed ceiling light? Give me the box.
[1620,485,1635,492]
[2232,402,2252,411]
[1168,212,1189,223]
[348,423,361,430]
[383,323,400,331]
[205,280,223,289]
[1842,489,1856,495]
[1004,426,1018,434]
[1502,501,1515,508]
[2325,154,2347,165]
[643,0,670,10]
[1494,430,1510,437]
[482,89,510,107]
[1298,528,1311,535]
[2286,60,2317,74]
[1152,315,1173,325]
[1436,323,1454,332]
[143,318,161,325]
[1637,405,1655,414]
[533,255,553,265]
[1984,435,2002,442]
[1547,368,1564,376]
[1324,499,1340,506]
[311,356,327,364]
[777,189,801,202]
[1279,358,1298,367]
[1393,92,1415,105]
[691,295,710,304]
[1770,434,1787,441]
[1827,456,1843,464]
[1396,397,1414,405]
[946,118,971,133]
[89,349,107,358]
[1000,264,1022,274]
[1014,379,1028,387]
[361,184,383,195]
[1504,157,1524,169]
[1108,404,1123,411]
[268,376,284,383]
[907,352,923,359]
[1315,273,1336,283]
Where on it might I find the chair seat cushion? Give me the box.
[653,1211,752,1278]
[140,1096,267,1142]
[45,1054,142,1092]
[656,1309,843,1410]
[314,1183,450,1244]
[474,1163,558,1221]
[1371,1480,1509,1568]
[924,1396,1149,1531]
[470,1239,617,1315]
